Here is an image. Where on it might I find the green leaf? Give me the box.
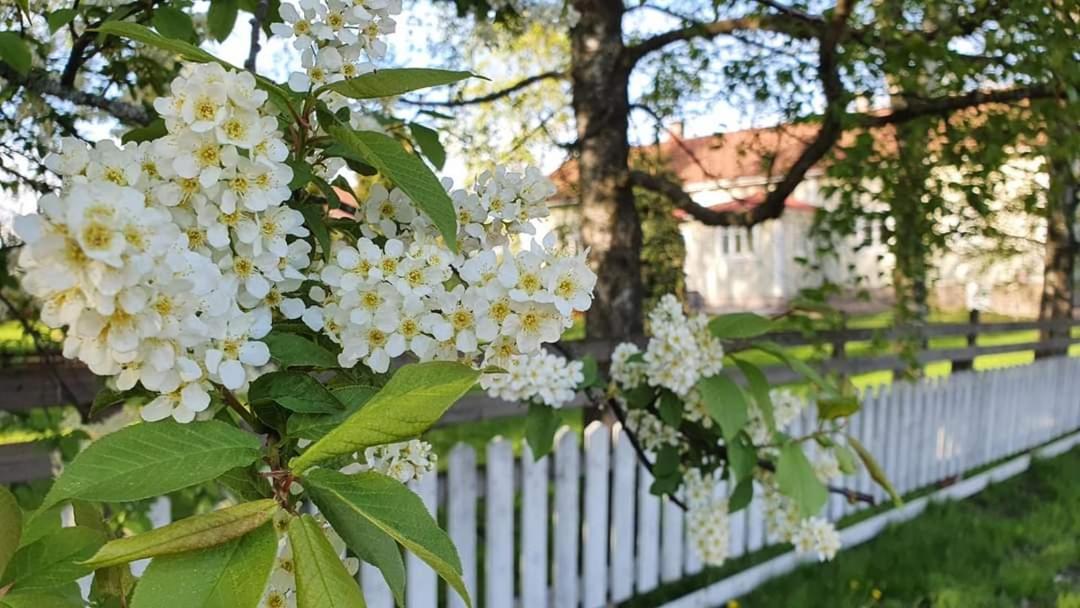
[733,357,775,433]
[0,486,21,577]
[207,0,239,42]
[817,394,860,420]
[305,482,406,608]
[578,354,600,389]
[288,515,368,608]
[18,505,63,549]
[305,470,468,607]
[408,123,446,170]
[696,374,749,442]
[261,330,336,369]
[726,432,756,483]
[0,590,83,608]
[121,118,167,145]
[846,434,902,506]
[130,523,277,608]
[41,420,260,511]
[290,362,480,471]
[657,391,683,427]
[653,445,680,477]
[708,312,772,339]
[46,9,78,34]
[833,444,858,476]
[728,478,754,513]
[322,68,475,99]
[249,371,343,414]
[1,527,105,592]
[325,124,458,251]
[288,385,378,441]
[524,403,560,460]
[0,33,31,77]
[82,499,278,569]
[753,341,828,388]
[776,443,828,517]
[151,7,196,43]
[288,159,315,190]
[92,22,293,113]
[217,466,272,502]
[295,203,332,262]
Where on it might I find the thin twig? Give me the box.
[245,0,271,73]
[604,391,689,510]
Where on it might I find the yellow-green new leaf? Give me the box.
[130,523,277,608]
[847,434,902,506]
[0,486,21,577]
[291,362,479,471]
[82,499,277,569]
[288,515,367,608]
[41,420,261,511]
[305,469,469,607]
[322,68,476,99]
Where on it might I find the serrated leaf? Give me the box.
[708,312,772,339]
[847,434,902,506]
[0,33,31,77]
[121,118,167,144]
[40,420,260,511]
[290,362,479,471]
[0,590,84,608]
[46,9,77,34]
[1,527,105,592]
[130,523,276,608]
[249,371,343,414]
[263,330,339,369]
[697,374,749,442]
[82,499,277,569]
[217,466,272,502]
[776,443,828,517]
[322,68,475,99]
[287,385,377,441]
[151,7,196,43]
[305,470,468,607]
[0,486,22,577]
[524,403,559,460]
[207,0,239,42]
[305,479,406,607]
[657,391,683,427]
[325,124,458,251]
[408,123,446,170]
[288,515,368,608]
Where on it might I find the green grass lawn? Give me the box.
[736,446,1080,608]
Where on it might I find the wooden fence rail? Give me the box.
[52,355,1080,607]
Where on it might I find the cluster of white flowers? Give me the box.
[339,439,437,483]
[610,295,724,397]
[14,63,308,424]
[271,0,402,92]
[307,172,594,375]
[683,469,730,566]
[790,516,842,561]
[746,388,806,447]
[262,512,360,608]
[625,409,679,453]
[761,483,842,561]
[479,350,582,408]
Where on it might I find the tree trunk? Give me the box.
[570,0,644,338]
[1038,156,1078,356]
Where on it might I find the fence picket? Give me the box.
[521,444,549,608]
[554,429,581,608]
[485,438,515,608]
[661,498,684,583]
[582,422,611,608]
[610,424,638,602]
[447,444,477,608]
[406,473,438,608]
[636,463,661,593]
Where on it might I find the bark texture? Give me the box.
[1038,156,1078,356]
[570,0,644,337]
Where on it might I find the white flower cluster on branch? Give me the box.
[14,63,304,424]
[339,438,438,483]
[479,350,583,408]
[272,0,402,92]
[262,511,360,607]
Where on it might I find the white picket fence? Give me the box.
[70,356,1080,606]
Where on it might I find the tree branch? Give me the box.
[0,64,152,125]
[622,15,820,68]
[400,71,566,107]
[858,85,1059,128]
[245,0,271,72]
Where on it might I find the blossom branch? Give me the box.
[245,0,271,72]
[0,64,152,125]
[400,71,566,107]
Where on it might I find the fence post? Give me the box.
[953,309,979,372]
